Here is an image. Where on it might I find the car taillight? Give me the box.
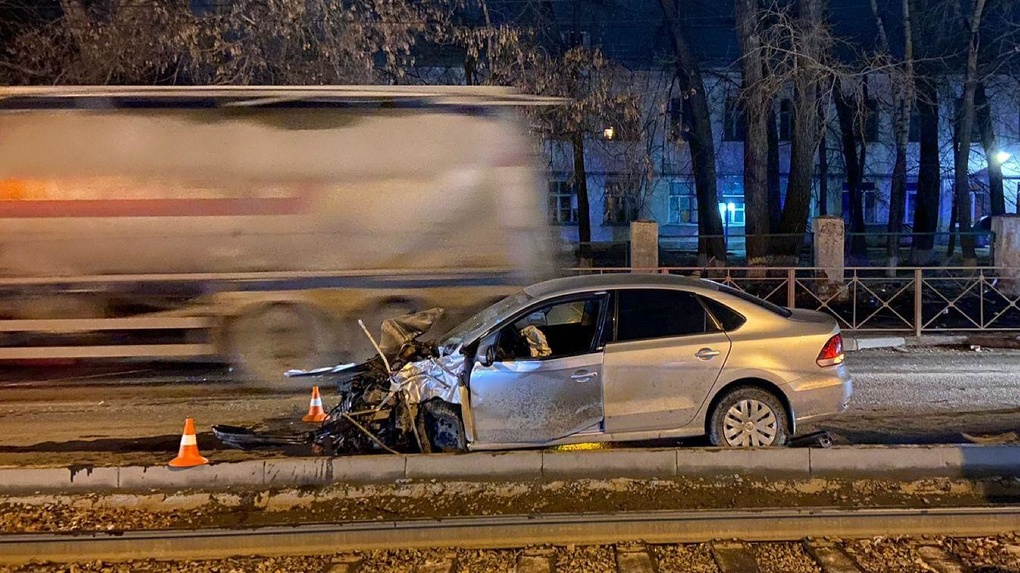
[816,334,844,367]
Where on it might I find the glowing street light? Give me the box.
[995,150,1011,164]
[603,126,615,140]
[719,202,736,253]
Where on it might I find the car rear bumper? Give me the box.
[782,364,853,432]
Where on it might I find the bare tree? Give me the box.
[658,0,726,264]
[871,0,916,270]
[735,0,770,264]
[910,74,941,264]
[834,78,870,261]
[951,0,988,265]
[975,82,1005,216]
[775,0,829,261]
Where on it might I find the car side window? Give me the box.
[493,296,604,361]
[615,289,717,342]
[700,296,747,332]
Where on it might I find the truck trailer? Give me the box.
[0,86,560,386]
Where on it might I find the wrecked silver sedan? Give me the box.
[216,274,852,454]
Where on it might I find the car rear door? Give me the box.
[467,292,609,445]
[602,288,732,433]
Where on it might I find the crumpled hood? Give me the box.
[390,352,467,404]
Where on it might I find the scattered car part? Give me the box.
[788,431,834,448]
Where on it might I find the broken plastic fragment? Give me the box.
[285,363,358,377]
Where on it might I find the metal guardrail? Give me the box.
[571,266,1020,336]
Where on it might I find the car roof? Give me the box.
[523,273,718,299]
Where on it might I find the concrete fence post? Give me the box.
[991,216,1020,297]
[812,216,846,300]
[630,221,659,272]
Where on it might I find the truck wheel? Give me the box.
[228,303,339,388]
[416,400,466,453]
[335,298,422,364]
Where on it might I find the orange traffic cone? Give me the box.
[168,418,209,468]
[302,386,327,422]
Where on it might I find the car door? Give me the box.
[602,288,732,433]
[467,293,609,445]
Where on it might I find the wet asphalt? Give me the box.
[0,347,1017,465]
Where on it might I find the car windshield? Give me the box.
[439,291,532,351]
[716,284,793,317]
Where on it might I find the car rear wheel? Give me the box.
[708,387,788,447]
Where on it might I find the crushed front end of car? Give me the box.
[213,308,470,455]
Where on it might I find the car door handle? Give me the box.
[695,348,721,360]
[571,370,598,381]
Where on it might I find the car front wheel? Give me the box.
[416,400,467,453]
[708,387,789,447]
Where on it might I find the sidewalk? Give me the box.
[845,333,1020,352]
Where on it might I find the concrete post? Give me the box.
[629,221,659,272]
[812,216,846,299]
[991,215,1020,296]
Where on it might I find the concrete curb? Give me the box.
[1,445,1018,494]
[845,333,1019,352]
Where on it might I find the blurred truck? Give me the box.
[0,86,560,386]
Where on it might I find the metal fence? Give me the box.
[564,230,995,269]
[570,266,1020,335]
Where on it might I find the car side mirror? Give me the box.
[480,344,496,367]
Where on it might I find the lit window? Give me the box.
[548,180,577,225]
[667,180,697,224]
[719,197,745,226]
[603,177,638,225]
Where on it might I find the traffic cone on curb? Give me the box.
[168,418,209,468]
[302,386,327,423]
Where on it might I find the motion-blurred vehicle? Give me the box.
[223,274,852,453]
[0,86,559,386]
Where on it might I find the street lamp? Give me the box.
[995,150,1011,164]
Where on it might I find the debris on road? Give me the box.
[963,431,1020,445]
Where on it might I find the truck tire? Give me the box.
[416,400,466,453]
[335,298,422,364]
[228,303,340,388]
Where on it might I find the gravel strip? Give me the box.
[653,543,719,572]
[945,534,1020,571]
[454,548,519,572]
[751,542,821,573]
[5,538,1020,573]
[554,545,614,573]
[843,537,933,572]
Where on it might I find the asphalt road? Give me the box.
[0,347,1017,466]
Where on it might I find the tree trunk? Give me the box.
[877,0,913,273]
[776,0,824,261]
[834,80,868,260]
[735,0,769,264]
[910,75,940,264]
[658,0,726,264]
[767,105,782,231]
[571,132,593,267]
[951,0,987,265]
[818,108,828,217]
[976,82,1005,216]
